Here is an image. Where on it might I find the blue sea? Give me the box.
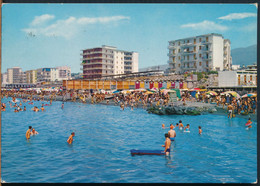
[1,98,257,183]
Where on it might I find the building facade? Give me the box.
[37,68,59,83]
[81,45,138,79]
[56,66,72,81]
[26,70,38,84]
[218,64,257,87]
[168,33,232,74]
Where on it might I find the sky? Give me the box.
[2,3,257,73]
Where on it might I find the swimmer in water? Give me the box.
[168,124,176,141]
[14,109,19,113]
[198,126,202,134]
[162,133,171,156]
[67,132,75,144]
[184,124,190,132]
[31,128,39,135]
[179,120,184,130]
[246,118,252,128]
[61,103,64,109]
[23,106,26,111]
[26,126,32,140]
[162,124,165,129]
[41,106,45,112]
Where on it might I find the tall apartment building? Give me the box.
[81,45,138,79]
[26,70,38,84]
[7,67,22,84]
[168,33,232,74]
[1,72,8,86]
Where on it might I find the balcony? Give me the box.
[181,43,196,47]
[168,45,176,49]
[167,53,176,57]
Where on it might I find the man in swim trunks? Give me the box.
[26,126,32,140]
[227,104,233,118]
[162,133,171,156]
[67,132,75,144]
[179,120,184,130]
[168,124,176,141]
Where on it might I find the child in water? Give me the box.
[184,124,190,132]
[67,132,75,144]
[198,126,202,134]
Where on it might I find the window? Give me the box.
[194,39,196,44]
[199,54,202,58]
[178,56,181,60]
[178,64,180,67]
[199,62,202,66]
[199,46,201,50]
[178,42,180,46]
[199,38,201,42]
[187,56,189,60]
[178,49,180,53]
[187,40,189,43]
[238,75,241,85]
[250,75,252,81]
[194,46,196,52]
[206,37,208,42]
[244,75,247,83]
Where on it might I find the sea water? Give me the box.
[1,98,257,183]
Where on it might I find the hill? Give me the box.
[231,44,257,66]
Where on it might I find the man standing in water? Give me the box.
[227,104,233,118]
[162,133,171,156]
[67,132,75,144]
[168,124,176,141]
[26,126,32,140]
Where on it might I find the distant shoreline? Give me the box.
[4,95,257,122]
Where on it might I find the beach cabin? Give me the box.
[168,90,177,103]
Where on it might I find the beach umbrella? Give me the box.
[223,91,240,98]
[206,91,218,96]
[194,88,201,91]
[113,90,120,93]
[159,87,166,90]
[242,93,257,98]
[135,88,147,92]
[144,91,154,95]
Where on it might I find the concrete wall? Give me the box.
[218,71,237,87]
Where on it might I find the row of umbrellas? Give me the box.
[112,88,257,99]
[206,90,256,98]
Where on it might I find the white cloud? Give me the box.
[218,13,257,21]
[23,15,130,39]
[181,20,228,31]
[30,14,55,26]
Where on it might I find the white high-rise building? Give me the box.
[37,68,59,83]
[7,67,22,84]
[81,45,139,79]
[1,72,8,86]
[168,33,232,74]
[56,66,72,81]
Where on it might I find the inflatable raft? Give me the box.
[130,149,165,156]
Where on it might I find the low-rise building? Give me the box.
[218,64,257,87]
